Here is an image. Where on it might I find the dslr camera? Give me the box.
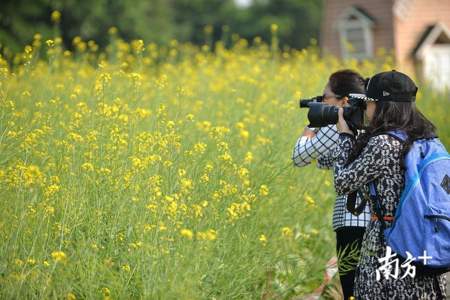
[299,94,367,130]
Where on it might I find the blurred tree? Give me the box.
[0,0,175,51]
[0,0,322,52]
[171,0,237,44]
[0,0,53,52]
[56,0,175,47]
[233,0,322,49]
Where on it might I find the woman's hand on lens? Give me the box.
[337,108,354,135]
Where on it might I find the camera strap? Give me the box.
[347,122,359,137]
[346,190,367,216]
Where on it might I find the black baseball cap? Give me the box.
[365,70,418,102]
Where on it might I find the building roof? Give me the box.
[413,23,450,59]
[338,5,376,26]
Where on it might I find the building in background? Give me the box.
[320,0,450,91]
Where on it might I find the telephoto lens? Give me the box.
[299,94,367,130]
[299,96,323,108]
[307,103,339,127]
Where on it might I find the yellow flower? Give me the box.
[180,178,193,191]
[118,114,129,124]
[186,114,195,121]
[22,164,44,187]
[131,39,145,53]
[44,184,60,198]
[135,108,151,119]
[122,264,131,272]
[24,45,33,54]
[146,203,157,213]
[204,163,214,172]
[281,227,293,238]
[167,200,178,216]
[108,27,118,35]
[6,131,17,138]
[15,258,23,266]
[240,130,249,140]
[200,173,209,183]
[50,175,60,184]
[51,10,61,23]
[192,204,203,218]
[259,185,269,196]
[131,157,143,169]
[256,135,272,145]
[68,132,84,143]
[259,234,267,245]
[166,120,175,129]
[44,205,55,215]
[99,168,111,175]
[196,229,217,241]
[238,167,249,178]
[304,193,315,206]
[81,162,94,172]
[235,122,245,129]
[219,152,232,162]
[244,152,253,164]
[51,250,67,263]
[178,169,186,177]
[193,142,207,154]
[205,229,217,241]
[180,229,193,239]
[271,23,278,33]
[101,287,111,300]
[66,292,77,300]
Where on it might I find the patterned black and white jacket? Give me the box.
[292,125,370,231]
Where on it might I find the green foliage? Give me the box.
[0,0,323,52]
[233,0,323,49]
[0,0,54,52]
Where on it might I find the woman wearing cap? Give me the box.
[333,70,447,299]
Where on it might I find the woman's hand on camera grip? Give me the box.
[336,108,354,135]
[302,126,316,138]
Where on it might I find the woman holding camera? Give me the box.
[334,70,447,299]
[293,69,370,299]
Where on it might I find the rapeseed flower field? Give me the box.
[0,25,448,299]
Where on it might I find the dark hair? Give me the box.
[328,69,366,97]
[347,101,437,166]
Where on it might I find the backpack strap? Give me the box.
[385,130,407,143]
[386,129,439,142]
[369,181,387,242]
